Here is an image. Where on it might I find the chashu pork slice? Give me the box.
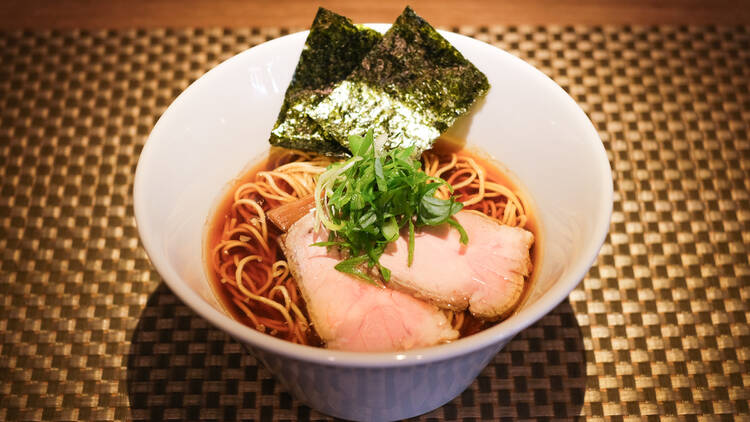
[280,213,458,352]
[379,211,534,319]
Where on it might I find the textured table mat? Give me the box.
[1,25,749,421]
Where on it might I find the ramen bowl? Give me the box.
[134,24,612,421]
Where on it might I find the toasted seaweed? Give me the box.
[269,8,382,154]
[308,6,490,156]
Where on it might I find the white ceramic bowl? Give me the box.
[134,24,612,421]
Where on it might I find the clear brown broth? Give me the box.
[204,147,540,344]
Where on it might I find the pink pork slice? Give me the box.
[379,211,534,319]
[280,213,458,352]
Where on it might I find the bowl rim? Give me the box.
[134,25,613,367]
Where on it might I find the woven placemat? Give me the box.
[0,25,748,421]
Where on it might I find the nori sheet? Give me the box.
[269,8,382,154]
[308,6,490,156]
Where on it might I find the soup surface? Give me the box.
[205,146,539,347]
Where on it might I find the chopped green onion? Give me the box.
[313,129,468,283]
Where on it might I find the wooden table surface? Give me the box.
[1,0,749,29]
